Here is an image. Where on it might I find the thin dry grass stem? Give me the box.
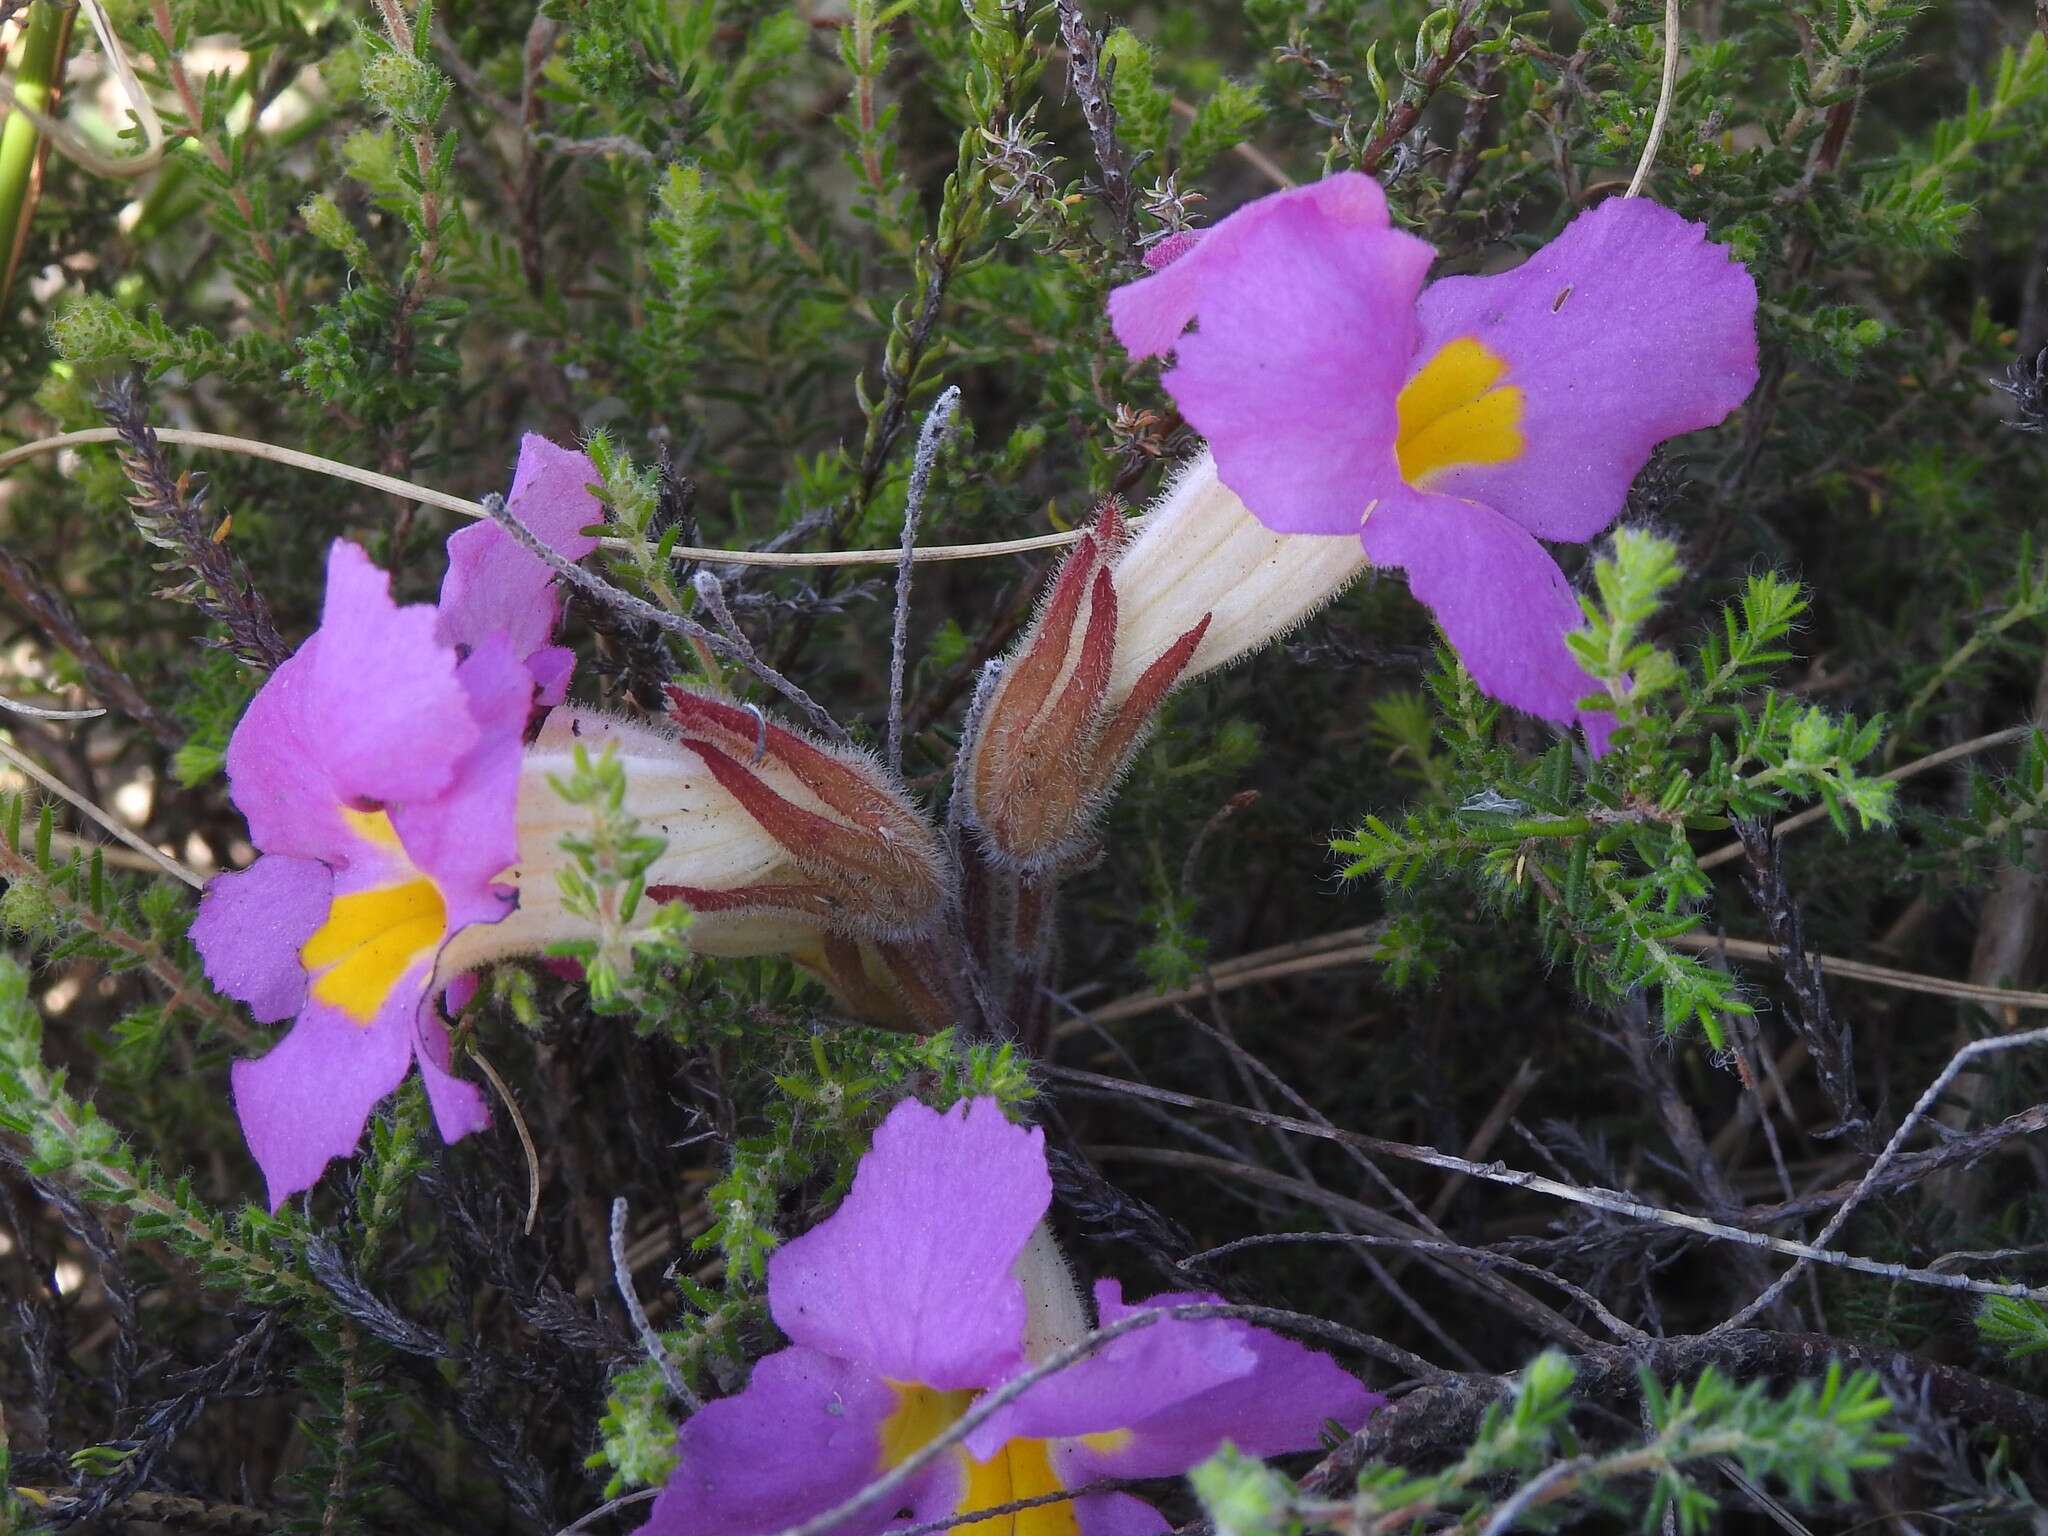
[1183,1229,1648,1347]
[44,829,172,876]
[1624,0,1682,198]
[1056,923,1387,1036]
[1046,1065,2048,1307]
[1174,1001,1493,1370]
[0,694,102,722]
[1096,1137,1597,1354]
[483,494,846,740]
[1424,1057,1542,1225]
[1717,1024,2048,1331]
[1168,95,1295,187]
[1671,931,2048,1011]
[0,734,203,889]
[1065,920,2048,1042]
[553,1482,1134,1536]
[890,1482,1127,1536]
[0,0,165,178]
[0,428,1120,567]
[1695,724,2035,871]
[472,1048,540,1235]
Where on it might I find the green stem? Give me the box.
[0,0,73,306]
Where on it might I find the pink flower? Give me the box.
[1110,178,1759,745]
[643,1097,1379,1536]
[190,437,599,1208]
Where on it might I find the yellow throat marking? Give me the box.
[1394,336,1525,487]
[301,811,446,1024]
[880,1384,1081,1536]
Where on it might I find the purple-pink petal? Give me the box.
[1109,173,1434,536]
[1097,1277,1384,1474]
[190,854,328,1023]
[437,434,601,666]
[1109,174,1398,358]
[1057,1282,1381,1479]
[230,991,417,1211]
[1071,1493,1172,1536]
[311,541,478,806]
[1361,490,1609,741]
[962,1296,1257,1458]
[390,633,530,912]
[222,639,351,863]
[1410,198,1758,543]
[641,1347,933,1536]
[768,1097,1048,1391]
[226,543,474,863]
[526,644,578,708]
[412,1009,490,1144]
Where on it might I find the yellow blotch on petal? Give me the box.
[879,1384,1080,1536]
[957,1439,1078,1536]
[880,1383,975,1470]
[301,878,447,1024]
[339,806,405,851]
[1394,336,1525,487]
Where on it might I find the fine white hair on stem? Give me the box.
[689,569,847,743]
[0,428,1114,569]
[1716,1024,2048,1332]
[1624,0,1682,199]
[888,386,963,773]
[0,734,204,889]
[609,1196,701,1412]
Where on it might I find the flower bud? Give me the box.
[440,706,961,1032]
[961,451,1367,871]
[436,708,818,976]
[659,688,950,940]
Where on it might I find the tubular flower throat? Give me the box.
[440,705,960,1033]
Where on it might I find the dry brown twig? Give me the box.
[1045,1065,2048,1307]
[1718,1024,2048,1330]
[0,734,202,889]
[1063,918,2048,1039]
